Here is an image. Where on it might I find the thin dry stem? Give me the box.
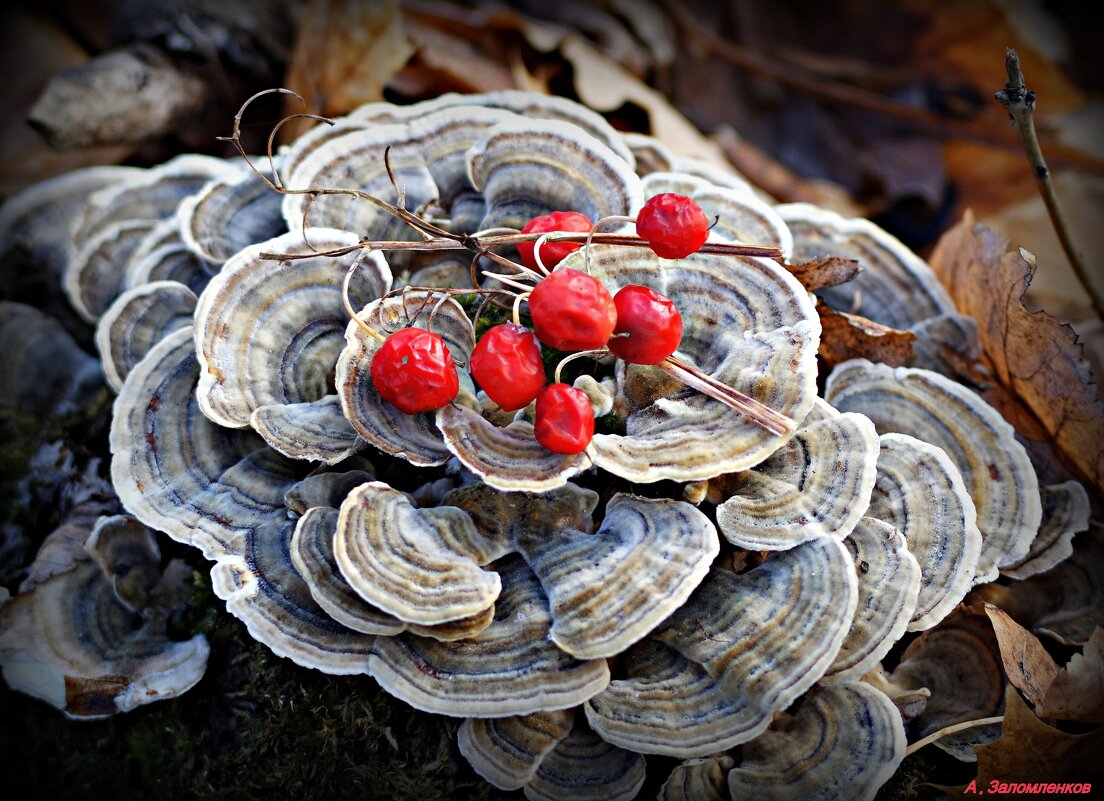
[660,356,796,437]
[996,48,1103,320]
[904,715,1005,756]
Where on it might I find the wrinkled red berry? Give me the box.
[635,193,709,259]
[370,327,459,414]
[517,211,593,271]
[607,285,683,365]
[469,323,547,411]
[528,268,617,352]
[534,383,594,454]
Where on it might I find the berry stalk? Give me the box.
[658,356,796,437]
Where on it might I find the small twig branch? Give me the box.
[996,48,1103,320]
[904,715,1005,757]
[260,233,783,261]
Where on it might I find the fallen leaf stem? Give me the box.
[996,48,1103,320]
[904,715,1005,757]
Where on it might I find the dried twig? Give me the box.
[996,48,1103,320]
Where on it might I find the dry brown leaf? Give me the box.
[816,300,916,368]
[788,256,861,292]
[929,213,1104,496]
[402,18,515,93]
[984,604,1060,706]
[1037,627,1104,724]
[282,0,414,138]
[973,685,1102,784]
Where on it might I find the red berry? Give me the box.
[635,193,709,259]
[370,327,459,414]
[607,285,683,365]
[527,269,617,352]
[534,383,594,454]
[517,211,592,271]
[469,323,546,411]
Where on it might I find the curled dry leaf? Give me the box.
[1036,626,1104,724]
[929,213,1104,495]
[968,685,1103,787]
[786,256,861,292]
[282,0,414,139]
[816,300,917,369]
[982,604,1059,707]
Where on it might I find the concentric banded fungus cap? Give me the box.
[337,292,476,466]
[85,515,164,612]
[516,494,718,659]
[283,469,375,516]
[110,327,298,560]
[0,165,139,277]
[467,117,643,231]
[66,155,241,321]
[65,220,157,322]
[71,154,241,248]
[620,132,675,176]
[335,481,506,625]
[123,217,218,295]
[776,202,957,328]
[642,171,793,258]
[974,526,1104,645]
[888,605,1004,760]
[725,682,907,801]
[659,756,736,801]
[578,246,820,482]
[1002,481,1090,579]
[457,709,575,790]
[653,537,858,718]
[524,715,646,801]
[0,519,209,719]
[823,517,921,683]
[211,515,376,674]
[584,639,775,758]
[195,229,390,463]
[370,557,610,717]
[290,507,404,636]
[868,433,982,630]
[0,302,105,419]
[437,401,595,493]
[437,401,596,496]
[95,281,197,392]
[284,106,518,240]
[442,482,599,545]
[177,171,286,264]
[825,359,1042,580]
[713,408,879,550]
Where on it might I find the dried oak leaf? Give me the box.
[967,686,1102,787]
[929,212,1104,495]
[282,0,414,137]
[983,603,1060,707]
[790,256,861,292]
[1037,626,1104,724]
[816,299,916,368]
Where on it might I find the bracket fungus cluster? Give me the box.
[1,88,1094,799]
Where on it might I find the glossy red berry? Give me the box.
[635,193,709,259]
[534,383,594,454]
[517,211,593,271]
[607,285,683,365]
[527,268,617,352]
[469,323,547,411]
[370,327,459,414]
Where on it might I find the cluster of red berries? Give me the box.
[369,193,707,454]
